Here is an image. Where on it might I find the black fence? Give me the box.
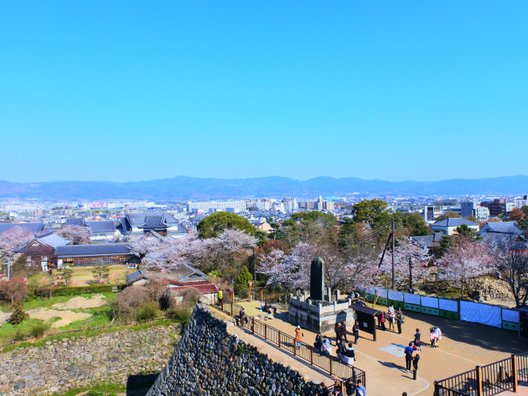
[434,354,523,396]
[215,303,366,387]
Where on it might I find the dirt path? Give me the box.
[27,308,91,328]
[52,294,106,310]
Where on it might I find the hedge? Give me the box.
[31,284,123,298]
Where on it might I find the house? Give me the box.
[479,221,523,239]
[431,218,479,236]
[410,232,444,253]
[126,264,218,304]
[15,232,71,271]
[125,212,185,237]
[56,243,135,267]
[249,218,273,234]
[85,221,120,242]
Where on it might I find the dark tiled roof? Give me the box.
[117,217,132,235]
[56,243,132,258]
[127,269,145,284]
[433,218,477,228]
[85,221,116,234]
[140,216,168,230]
[126,212,178,227]
[66,218,85,226]
[479,221,522,235]
[0,222,45,234]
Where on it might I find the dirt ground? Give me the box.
[27,308,91,328]
[52,294,107,310]
[236,301,528,396]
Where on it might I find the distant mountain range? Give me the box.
[0,176,527,201]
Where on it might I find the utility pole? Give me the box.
[7,259,11,281]
[252,246,257,301]
[408,256,413,293]
[391,218,395,290]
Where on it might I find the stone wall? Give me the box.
[0,325,178,395]
[147,306,328,396]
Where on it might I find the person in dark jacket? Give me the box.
[353,321,360,344]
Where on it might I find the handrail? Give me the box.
[213,303,366,386]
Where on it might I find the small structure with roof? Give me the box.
[431,218,479,236]
[16,231,71,271]
[56,243,135,267]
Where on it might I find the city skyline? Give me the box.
[1,1,527,182]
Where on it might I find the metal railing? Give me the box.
[517,352,528,382]
[434,354,524,396]
[215,303,366,386]
[481,357,515,396]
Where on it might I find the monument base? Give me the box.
[288,295,355,334]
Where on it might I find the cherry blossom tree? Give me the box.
[57,225,91,245]
[378,238,430,291]
[439,236,494,298]
[258,243,315,290]
[0,226,34,265]
[489,238,528,307]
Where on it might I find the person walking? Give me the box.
[355,379,367,396]
[396,309,404,334]
[353,321,360,344]
[380,311,386,331]
[404,342,414,372]
[295,325,304,349]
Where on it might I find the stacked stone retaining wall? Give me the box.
[0,325,177,395]
[147,306,328,396]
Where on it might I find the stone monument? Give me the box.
[309,257,325,301]
[288,257,355,333]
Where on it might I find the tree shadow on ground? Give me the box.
[404,311,528,354]
[126,373,159,396]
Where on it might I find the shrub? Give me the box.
[135,302,160,322]
[166,305,192,325]
[29,321,50,338]
[9,301,29,325]
[116,286,152,321]
[12,328,27,341]
[0,278,28,303]
[31,284,116,298]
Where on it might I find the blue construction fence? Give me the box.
[359,286,520,332]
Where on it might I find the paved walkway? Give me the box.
[208,307,335,387]
[236,301,528,396]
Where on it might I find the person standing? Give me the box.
[380,311,386,331]
[335,322,342,344]
[344,378,355,396]
[217,289,223,310]
[396,309,404,334]
[295,325,304,348]
[404,342,414,372]
[412,350,420,372]
[388,307,395,332]
[353,321,360,344]
[355,379,367,396]
[314,333,323,352]
[414,328,422,350]
[332,379,343,396]
[340,321,348,343]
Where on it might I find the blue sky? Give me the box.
[0,1,527,183]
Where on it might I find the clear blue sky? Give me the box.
[1,1,527,183]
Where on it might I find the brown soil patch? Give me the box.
[27,308,91,328]
[52,294,107,310]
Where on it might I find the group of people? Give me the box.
[376,305,404,334]
[331,378,366,396]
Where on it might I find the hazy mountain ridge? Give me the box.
[0,176,527,200]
